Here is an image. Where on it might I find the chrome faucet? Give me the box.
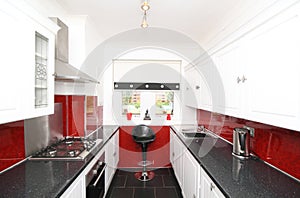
[197,125,205,132]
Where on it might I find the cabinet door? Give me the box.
[184,66,212,110]
[0,1,29,124]
[214,41,246,117]
[105,131,119,194]
[184,67,199,108]
[61,174,85,198]
[29,22,56,118]
[113,130,119,168]
[201,168,225,198]
[174,134,184,187]
[183,151,200,198]
[244,5,300,130]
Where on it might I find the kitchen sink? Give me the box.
[182,132,207,138]
[181,126,217,139]
[182,131,217,139]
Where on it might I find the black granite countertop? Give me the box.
[171,125,300,198]
[0,125,119,198]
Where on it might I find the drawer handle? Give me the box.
[210,183,215,191]
[93,164,107,187]
[241,75,247,83]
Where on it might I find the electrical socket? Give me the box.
[243,126,255,137]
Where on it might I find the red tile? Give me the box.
[197,109,300,180]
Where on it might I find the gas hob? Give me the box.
[30,137,102,161]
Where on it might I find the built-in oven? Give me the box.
[86,153,106,198]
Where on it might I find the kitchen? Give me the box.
[0,0,300,197]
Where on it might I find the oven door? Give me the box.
[86,157,106,198]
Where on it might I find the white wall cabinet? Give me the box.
[105,130,119,194]
[201,168,225,198]
[184,64,212,111]
[212,3,300,131]
[0,0,58,124]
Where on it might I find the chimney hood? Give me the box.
[50,17,99,84]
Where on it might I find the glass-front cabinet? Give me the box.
[35,32,49,108]
[0,0,58,124]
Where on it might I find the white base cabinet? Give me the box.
[170,130,225,198]
[170,130,201,198]
[170,130,185,187]
[182,149,201,198]
[201,168,225,198]
[60,175,85,198]
[105,130,119,195]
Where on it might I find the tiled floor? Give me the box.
[105,168,183,198]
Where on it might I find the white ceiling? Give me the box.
[56,0,271,47]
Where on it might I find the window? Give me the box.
[155,92,174,115]
[122,91,141,115]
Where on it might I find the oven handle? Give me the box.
[92,163,107,187]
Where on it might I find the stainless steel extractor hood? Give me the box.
[50,17,99,84]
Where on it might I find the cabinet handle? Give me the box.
[193,194,196,198]
[241,75,247,83]
[195,85,200,90]
[172,152,175,157]
[237,77,241,84]
[210,183,215,191]
[113,152,116,157]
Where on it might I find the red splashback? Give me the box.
[54,95,68,136]
[197,109,300,180]
[119,126,171,168]
[0,121,25,171]
[68,96,85,136]
[55,95,85,137]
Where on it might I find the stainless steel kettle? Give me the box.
[232,128,250,159]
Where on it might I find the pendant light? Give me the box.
[141,1,150,28]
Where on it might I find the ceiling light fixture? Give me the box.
[141,1,150,11]
[141,1,150,28]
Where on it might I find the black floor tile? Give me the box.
[112,175,127,187]
[126,174,163,188]
[151,168,170,176]
[134,188,155,198]
[108,188,133,198]
[162,175,179,187]
[106,168,183,198]
[117,168,138,175]
[174,186,184,198]
[156,188,179,198]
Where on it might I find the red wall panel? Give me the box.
[68,96,85,137]
[54,95,68,136]
[0,121,25,171]
[197,109,300,180]
[55,95,85,137]
[119,126,171,168]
